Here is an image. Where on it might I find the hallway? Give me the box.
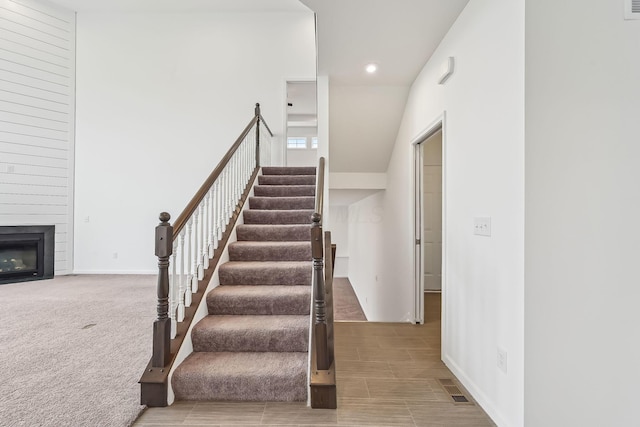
[135,294,494,426]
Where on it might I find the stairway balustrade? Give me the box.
[140,104,273,407]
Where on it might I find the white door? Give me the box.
[423,131,442,291]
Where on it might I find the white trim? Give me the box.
[411,111,446,335]
[72,270,156,275]
[443,354,505,427]
[411,112,446,145]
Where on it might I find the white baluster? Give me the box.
[231,154,237,207]
[169,244,177,339]
[174,239,186,324]
[225,167,231,223]
[187,218,196,293]
[242,140,247,187]
[217,177,222,240]
[193,208,202,287]
[213,180,219,248]
[233,155,238,208]
[207,187,215,257]
[220,169,226,225]
[199,202,207,274]
[178,231,191,306]
[236,152,241,201]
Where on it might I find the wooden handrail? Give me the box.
[172,115,258,237]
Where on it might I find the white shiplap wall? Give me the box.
[0,0,75,274]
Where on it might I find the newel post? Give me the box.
[153,212,173,368]
[255,102,261,167]
[312,212,329,370]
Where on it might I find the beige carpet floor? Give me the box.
[0,273,366,426]
[0,275,156,427]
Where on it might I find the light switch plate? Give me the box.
[474,217,491,236]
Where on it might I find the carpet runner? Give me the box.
[172,166,315,402]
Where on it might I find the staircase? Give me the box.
[171,166,316,402]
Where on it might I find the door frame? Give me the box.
[412,112,446,327]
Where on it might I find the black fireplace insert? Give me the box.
[0,225,54,285]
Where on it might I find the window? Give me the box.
[287,137,307,149]
[287,137,319,149]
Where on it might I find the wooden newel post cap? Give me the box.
[155,212,173,257]
[311,212,321,224]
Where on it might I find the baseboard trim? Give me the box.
[442,354,509,427]
[72,270,156,275]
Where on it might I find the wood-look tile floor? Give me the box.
[134,293,495,427]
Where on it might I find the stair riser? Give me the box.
[192,326,309,353]
[242,210,313,225]
[173,372,307,402]
[207,293,310,315]
[229,243,311,262]
[219,264,311,286]
[254,186,315,197]
[249,197,315,210]
[262,166,316,176]
[258,175,315,185]
[236,225,310,241]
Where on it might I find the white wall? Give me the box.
[347,0,525,425]
[328,205,348,277]
[525,1,640,425]
[347,191,385,317]
[286,148,317,167]
[74,11,315,273]
[0,0,75,275]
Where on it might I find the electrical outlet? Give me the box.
[84,216,90,223]
[497,347,508,373]
[474,217,491,236]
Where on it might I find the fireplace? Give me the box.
[0,226,54,285]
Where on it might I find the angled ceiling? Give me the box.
[301,0,470,173]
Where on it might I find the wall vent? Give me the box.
[625,0,640,19]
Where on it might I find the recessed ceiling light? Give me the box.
[365,63,378,74]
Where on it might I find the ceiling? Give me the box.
[300,0,470,173]
[300,0,470,86]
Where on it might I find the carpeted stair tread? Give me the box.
[172,352,307,401]
[207,285,310,315]
[236,224,311,241]
[261,166,316,176]
[219,261,311,286]
[173,166,319,404]
[258,175,316,186]
[249,196,315,210]
[192,315,309,352]
[229,241,311,261]
[242,209,313,225]
[254,185,315,197]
